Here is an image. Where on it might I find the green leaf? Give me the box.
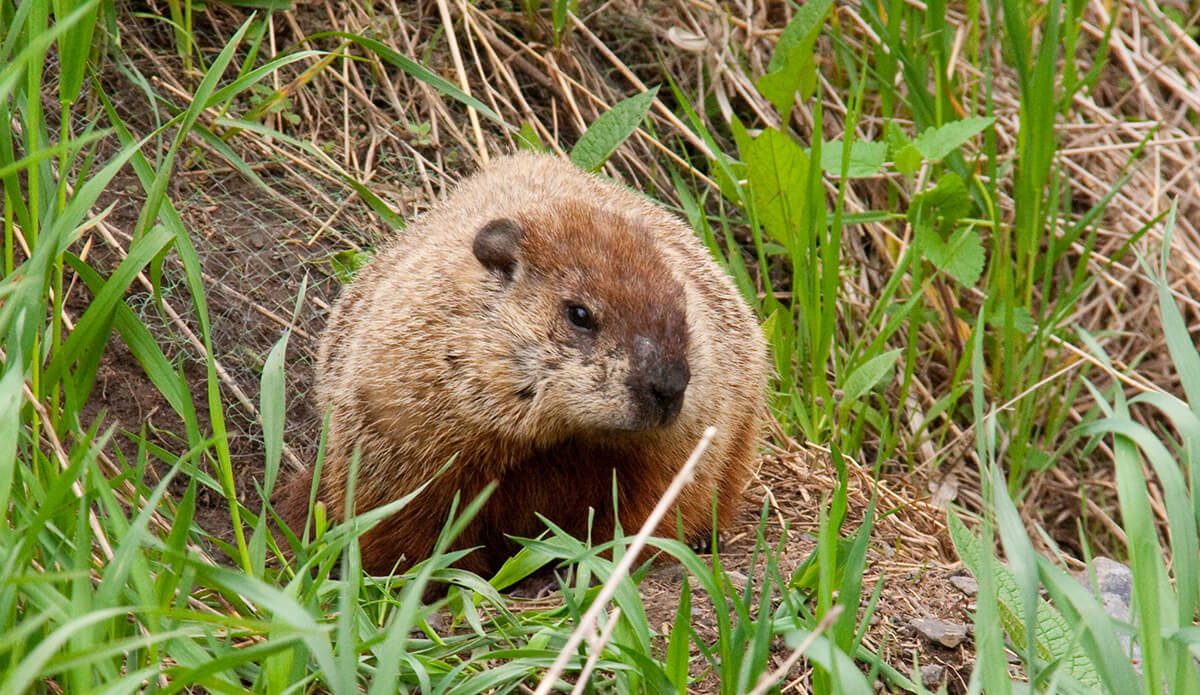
[260,330,289,493]
[1010,307,1036,334]
[741,127,810,247]
[618,647,679,695]
[949,512,1102,688]
[756,0,833,120]
[987,305,1037,334]
[517,121,544,151]
[6,607,139,692]
[337,170,405,230]
[840,349,901,405]
[1036,556,1143,693]
[913,116,995,162]
[330,249,372,284]
[221,0,292,8]
[551,0,576,45]
[908,173,983,285]
[908,172,972,233]
[883,120,911,153]
[51,0,100,105]
[0,1,94,107]
[775,626,873,694]
[915,223,985,287]
[893,144,922,177]
[44,223,177,394]
[1156,205,1200,406]
[820,140,886,178]
[307,32,507,129]
[487,545,556,591]
[65,255,200,443]
[569,86,658,171]
[709,119,749,204]
[665,577,692,694]
[909,173,984,285]
[766,0,832,73]
[0,333,24,514]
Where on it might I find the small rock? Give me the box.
[425,611,447,633]
[1078,557,1140,672]
[409,611,447,637]
[648,563,685,583]
[247,231,270,250]
[950,574,978,596]
[911,618,970,648]
[1091,557,1133,617]
[920,663,945,687]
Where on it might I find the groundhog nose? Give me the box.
[650,358,690,424]
[629,335,690,426]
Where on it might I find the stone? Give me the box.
[950,574,978,596]
[1090,557,1133,618]
[911,618,970,648]
[920,663,945,687]
[1078,557,1140,672]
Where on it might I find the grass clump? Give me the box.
[951,218,1200,694]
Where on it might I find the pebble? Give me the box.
[950,574,978,596]
[920,663,945,687]
[1077,557,1140,672]
[910,618,970,648]
[950,576,979,597]
[1083,557,1133,620]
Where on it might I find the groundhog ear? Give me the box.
[472,218,523,282]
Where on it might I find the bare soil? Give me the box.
[79,166,350,548]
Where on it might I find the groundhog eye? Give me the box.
[565,304,596,331]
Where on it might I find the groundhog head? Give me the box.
[469,202,691,440]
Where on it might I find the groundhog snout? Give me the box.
[627,335,690,427]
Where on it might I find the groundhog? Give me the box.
[277,151,767,577]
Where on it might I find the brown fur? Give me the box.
[277,152,768,576]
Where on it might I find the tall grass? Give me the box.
[695,0,1134,488]
[952,215,1200,694]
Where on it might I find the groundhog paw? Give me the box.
[687,532,723,555]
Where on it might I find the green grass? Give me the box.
[2,0,1196,692]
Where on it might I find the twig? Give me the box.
[532,426,717,695]
[437,0,487,164]
[568,607,622,695]
[747,606,844,695]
